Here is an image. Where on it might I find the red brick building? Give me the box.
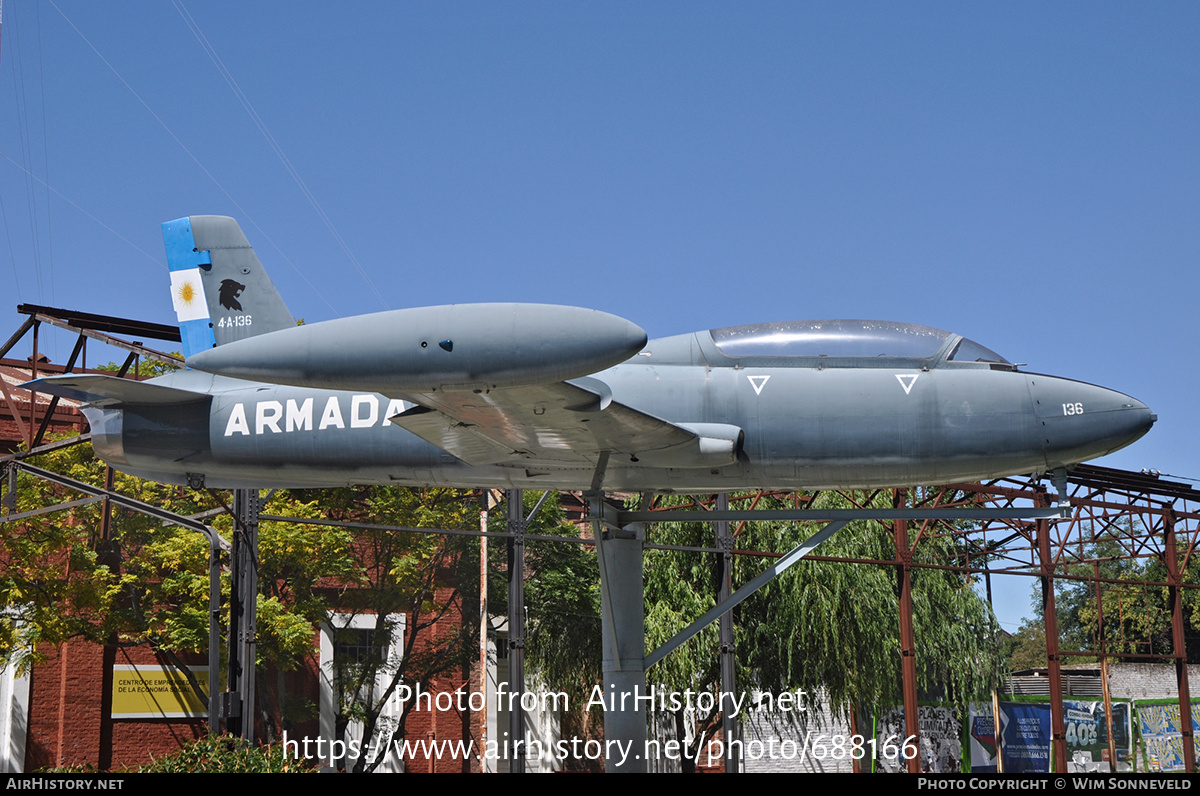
[0,360,86,454]
[21,643,207,770]
[1,361,486,773]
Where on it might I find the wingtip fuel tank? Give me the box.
[184,303,649,394]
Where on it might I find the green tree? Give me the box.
[1,441,485,766]
[135,734,313,773]
[1,440,213,670]
[500,489,1006,772]
[0,442,363,720]
[495,491,603,764]
[96,356,182,380]
[303,485,481,773]
[1031,529,1200,664]
[644,490,1005,771]
[1004,616,1049,671]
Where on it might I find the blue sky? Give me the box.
[1,2,1197,630]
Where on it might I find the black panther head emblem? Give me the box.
[219,279,246,311]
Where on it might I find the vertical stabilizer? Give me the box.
[162,216,296,360]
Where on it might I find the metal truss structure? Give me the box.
[612,470,1200,772]
[2,306,1198,773]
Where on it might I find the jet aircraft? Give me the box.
[26,216,1155,492]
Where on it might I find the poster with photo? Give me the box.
[873,705,962,773]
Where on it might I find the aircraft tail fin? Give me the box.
[162,216,296,360]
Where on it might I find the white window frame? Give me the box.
[0,619,30,774]
[319,612,406,772]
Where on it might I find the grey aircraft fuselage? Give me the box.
[30,216,1154,493]
[81,323,1153,493]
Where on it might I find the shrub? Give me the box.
[137,734,312,773]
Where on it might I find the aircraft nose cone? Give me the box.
[1029,375,1155,467]
[1114,396,1156,446]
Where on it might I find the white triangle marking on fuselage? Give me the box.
[896,373,919,395]
[748,375,770,396]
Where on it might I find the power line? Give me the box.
[172,0,389,313]
[43,0,340,318]
[0,150,159,264]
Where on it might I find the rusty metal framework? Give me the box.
[0,303,182,453]
[629,471,1200,772]
[2,306,1198,773]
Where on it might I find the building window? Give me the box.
[319,613,406,772]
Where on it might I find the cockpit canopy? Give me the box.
[709,320,1011,366]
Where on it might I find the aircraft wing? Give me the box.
[389,377,705,467]
[21,375,210,406]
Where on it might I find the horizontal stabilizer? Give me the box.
[21,375,211,407]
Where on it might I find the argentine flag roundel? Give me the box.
[170,268,210,323]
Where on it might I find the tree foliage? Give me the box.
[1005,616,1049,671]
[1010,527,1200,666]
[1,443,365,678]
[135,734,313,773]
[648,492,1003,705]
[2,440,217,668]
[508,489,1006,771]
[298,485,481,773]
[1,441,482,770]
[499,491,602,753]
[644,490,1005,767]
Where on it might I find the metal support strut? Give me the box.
[714,493,740,773]
[506,488,527,773]
[226,488,260,741]
[503,487,551,773]
[591,492,648,773]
